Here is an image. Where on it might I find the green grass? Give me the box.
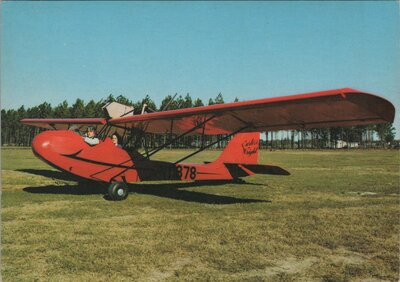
[1,147,399,281]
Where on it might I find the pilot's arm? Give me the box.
[83,136,100,145]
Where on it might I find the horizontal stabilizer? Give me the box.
[242,164,290,175]
[224,163,290,178]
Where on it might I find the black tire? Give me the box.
[108,182,129,201]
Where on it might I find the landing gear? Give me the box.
[108,182,129,201]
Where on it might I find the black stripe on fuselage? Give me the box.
[62,152,134,169]
[62,151,181,181]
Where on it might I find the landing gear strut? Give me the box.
[108,182,129,201]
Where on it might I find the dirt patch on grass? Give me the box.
[265,257,317,276]
[329,253,366,265]
[145,257,192,281]
[232,256,317,280]
[345,191,398,197]
[326,247,371,264]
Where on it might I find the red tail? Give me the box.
[215,132,260,164]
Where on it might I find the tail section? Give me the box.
[215,132,260,164]
[213,132,290,178]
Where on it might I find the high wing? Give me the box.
[110,88,395,135]
[20,118,106,131]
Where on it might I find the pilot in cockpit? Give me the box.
[83,126,100,146]
[111,132,122,148]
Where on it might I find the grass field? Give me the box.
[1,147,399,281]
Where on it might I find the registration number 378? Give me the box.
[176,165,197,180]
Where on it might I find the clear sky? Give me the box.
[1,2,399,135]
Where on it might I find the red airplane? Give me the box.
[21,88,395,200]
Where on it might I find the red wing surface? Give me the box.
[110,88,395,135]
[20,118,106,131]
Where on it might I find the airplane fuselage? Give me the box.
[32,130,245,184]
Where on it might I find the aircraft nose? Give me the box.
[32,131,51,153]
[32,130,85,157]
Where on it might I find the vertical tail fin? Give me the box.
[215,132,260,164]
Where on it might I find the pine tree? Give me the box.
[182,93,193,108]
[375,123,396,147]
[214,93,224,104]
[160,95,178,111]
[54,101,70,118]
[71,99,85,118]
[193,98,204,107]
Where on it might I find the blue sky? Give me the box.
[2,2,399,134]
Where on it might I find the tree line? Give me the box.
[1,92,396,149]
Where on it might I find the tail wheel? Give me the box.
[108,182,129,201]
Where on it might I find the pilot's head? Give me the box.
[87,126,96,138]
[111,132,120,146]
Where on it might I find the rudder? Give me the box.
[215,132,260,164]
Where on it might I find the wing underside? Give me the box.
[109,88,395,135]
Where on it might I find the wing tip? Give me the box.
[345,91,396,124]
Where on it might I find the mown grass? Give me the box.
[1,147,399,281]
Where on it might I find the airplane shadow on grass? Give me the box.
[20,169,270,205]
[18,169,82,182]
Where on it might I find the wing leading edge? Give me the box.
[20,118,106,130]
[109,88,395,135]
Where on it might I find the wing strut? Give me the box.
[174,125,248,164]
[146,115,216,158]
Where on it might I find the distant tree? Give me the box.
[175,95,185,109]
[17,105,26,117]
[54,101,70,118]
[37,102,52,118]
[214,92,224,104]
[15,106,27,145]
[329,127,343,148]
[365,124,375,147]
[310,128,329,148]
[353,125,367,146]
[140,94,157,113]
[384,124,396,144]
[193,98,204,107]
[345,126,362,143]
[71,99,85,118]
[375,123,396,147]
[182,93,193,108]
[94,100,105,116]
[106,94,115,103]
[1,109,8,145]
[290,130,295,149]
[208,98,214,105]
[301,130,310,148]
[2,110,13,145]
[160,94,178,111]
[85,100,97,117]
[234,97,239,102]
[116,95,134,106]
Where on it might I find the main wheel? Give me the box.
[108,182,129,201]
